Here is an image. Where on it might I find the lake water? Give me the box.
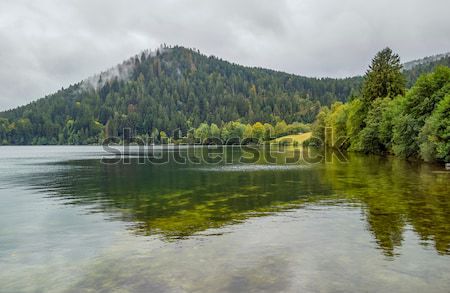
[0,146,449,292]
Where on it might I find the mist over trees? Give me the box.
[0,46,361,145]
[0,45,448,150]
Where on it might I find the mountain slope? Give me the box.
[0,46,448,145]
[403,52,450,70]
[403,53,450,87]
[0,46,362,144]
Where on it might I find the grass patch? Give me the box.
[271,132,312,145]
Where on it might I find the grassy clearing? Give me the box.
[271,132,312,145]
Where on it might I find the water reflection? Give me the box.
[323,155,450,256]
[24,147,450,256]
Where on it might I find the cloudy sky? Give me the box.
[0,0,449,110]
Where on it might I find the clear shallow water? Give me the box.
[0,146,449,292]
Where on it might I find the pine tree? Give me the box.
[362,47,405,104]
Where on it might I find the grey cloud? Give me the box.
[0,0,449,110]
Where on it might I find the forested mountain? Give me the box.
[403,52,450,70]
[403,53,450,87]
[0,46,363,144]
[0,45,448,145]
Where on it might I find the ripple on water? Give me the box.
[194,164,310,172]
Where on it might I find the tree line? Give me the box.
[0,45,446,145]
[312,48,450,162]
[133,120,310,145]
[0,46,360,145]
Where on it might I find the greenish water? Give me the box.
[0,146,449,292]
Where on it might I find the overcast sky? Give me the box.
[0,0,449,110]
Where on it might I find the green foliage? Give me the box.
[252,122,265,143]
[378,96,403,149]
[351,98,391,154]
[263,123,275,141]
[326,102,348,147]
[419,94,450,161]
[188,120,308,145]
[345,99,365,146]
[286,122,310,135]
[391,113,420,158]
[0,46,445,146]
[392,66,450,158]
[209,123,220,138]
[311,106,329,144]
[274,120,289,137]
[194,123,210,143]
[362,47,405,104]
[0,46,361,145]
[0,118,10,145]
[404,55,450,87]
[159,130,168,144]
[311,48,450,162]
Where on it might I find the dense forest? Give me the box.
[312,48,450,163]
[0,46,357,145]
[403,54,450,87]
[0,45,448,145]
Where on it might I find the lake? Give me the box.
[0,145,449,292]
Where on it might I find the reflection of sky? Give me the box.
[2,194,448,292]
[0,186,127,292]
[1,146,449,292]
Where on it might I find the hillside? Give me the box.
[0,46,362,144]
[403,54,450,87]
[403,52,450,70]
[0,45,448,145]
